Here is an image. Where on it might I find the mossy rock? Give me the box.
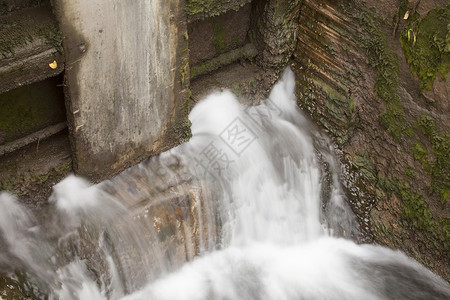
[400,5,450,90]
[341,2,409,140]
[377,176,449,251]
[416,114,450,206]
[168,118,192,144]
[413,141,428,165]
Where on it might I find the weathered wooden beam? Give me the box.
[191,43,258,78]
[0,121,66,156]
[0,5,64,94]
[54,0,191,181]
[0,0,47,16]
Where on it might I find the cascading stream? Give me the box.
[0,68,449,299]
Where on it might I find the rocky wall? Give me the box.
[293,0,449,280]
[250,0,301,71]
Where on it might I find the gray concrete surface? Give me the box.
[55,0,190,181]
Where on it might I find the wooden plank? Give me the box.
[0,0,49,16]
[0,121,66,156]
[191,43,258,79]
[0,5,64,94]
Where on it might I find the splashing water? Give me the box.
[0,68,449,299]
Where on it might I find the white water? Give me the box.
[0,68,449,299]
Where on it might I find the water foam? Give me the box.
[0,68,448,299]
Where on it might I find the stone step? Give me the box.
[0,5,64,94]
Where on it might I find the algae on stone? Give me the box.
[350,5,408,140]
[0,5,62,59]
[0,76,66,144]
[416,114,450,206]
[377,175,449,252]
[400,5,450,90]
[212,18,227,54]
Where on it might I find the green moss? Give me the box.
[440,188,450,206]
[302,77,356,144]
[38,24,63,52]
[400,5,450,90]
[399,183,432,229]
[180,89,192,118]
[413,141,428,165]
[32,172,49,185]
[1,166,71,200]
[212,19,227,54]
[353,152,377,183]
[346,4,407,140]
[185,0,208,15]
[294,3,359,145]
[53,161,71,174]
[169,118,192,143]
[405,166,414,178]
[314,78,346,103]
[0,158,71,200]
[0,76,66,144]
[378,176,449,250]
[0,11,62,59]
[442,218,450,248]
[416,114,450,206]
[348,96,355,116]
[0,178,13,190]
[180,60,190,89]
[185,0,248,19]
[379,101,405,139]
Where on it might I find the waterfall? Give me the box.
[0,68,449,299]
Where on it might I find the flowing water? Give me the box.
[1,68,449,299]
